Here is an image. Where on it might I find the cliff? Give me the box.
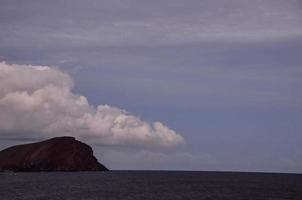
[0,136,108,172]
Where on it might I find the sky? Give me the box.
[0,0,302,173]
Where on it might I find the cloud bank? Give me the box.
[0,62,184,147]
[1,0,301,51]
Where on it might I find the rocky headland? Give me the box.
[0,137,108,172]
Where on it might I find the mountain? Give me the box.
[0,136,108,172]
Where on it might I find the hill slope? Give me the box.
[0,137,108,171]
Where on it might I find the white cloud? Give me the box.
[0,62,184,147]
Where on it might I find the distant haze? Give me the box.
[0,0,301,173]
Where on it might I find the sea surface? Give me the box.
[0,171,301,200]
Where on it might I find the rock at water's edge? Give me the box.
[0,136,108,172]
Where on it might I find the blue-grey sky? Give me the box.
[0,0,302,173]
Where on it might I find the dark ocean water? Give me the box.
[0,171,301,200]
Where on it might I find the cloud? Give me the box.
[1,0,301,50]
[0,62,184,147]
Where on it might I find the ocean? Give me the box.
[0,171,301,200]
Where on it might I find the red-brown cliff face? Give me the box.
[0,137,108,172]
